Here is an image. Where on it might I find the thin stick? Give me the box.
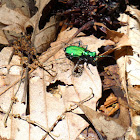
[0,16,89,96]
[41,88,94,140]
[4,67,24,127]
[0,107,57,139]
[21,65,29,104]
[66,20,95,44]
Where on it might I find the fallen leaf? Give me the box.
[116,6,140,139]
[1,0,30,17]
[0,4,29,33]
[0,2,139,140]
[25,0,57,53]
[0,29,8,44]
[77,98,130,140]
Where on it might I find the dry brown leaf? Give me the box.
[92,23,132,58]
[0,81,27,139]
[0,47,13,66]
[25,0,57,53]
[0,4,29,33]
[116,5,140,139]
[29,75,89,140]
[117,6,140,89]
[0,29,8,44]
[99,93,119,116]
[35,31,104,139]
[0,3,30,44]
[77,98,130,140]
[0,2,139,139]
[0,47,22,96]
[0,27,106,139]
[126,5,140,27]
[32,16,57,53]
[1,0,30,17]
[94,22,126,44]
[128,86,140,111]
[117,6,140,86]
[106,28,124,43]
[27,62,101,139]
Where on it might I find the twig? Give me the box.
[0,14,91,96]
[0,37,75,96]
[4,67,24,127]
[0,65,35,96]
[41,88,94,140]
[0,107,57,139]
[66,20,95,44]
[21,65,29,104]
[21,36,30,104]
[8,47,15,65]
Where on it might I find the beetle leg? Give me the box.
[86,63,94,75]
[72,58,82,75]
[83,45,88,50]
[71,40,83,47]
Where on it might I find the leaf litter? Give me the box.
[0,1,139,140]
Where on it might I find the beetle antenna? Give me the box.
[98,55,113,58]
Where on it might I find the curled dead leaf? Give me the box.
[76,97,130,140]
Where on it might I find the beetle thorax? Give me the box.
[83,51,90,56]
[89,51,96,57]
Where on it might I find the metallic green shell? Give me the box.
[65,46,85,57]
[65,46,96,58]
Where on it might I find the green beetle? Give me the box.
[64,45,97,63]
